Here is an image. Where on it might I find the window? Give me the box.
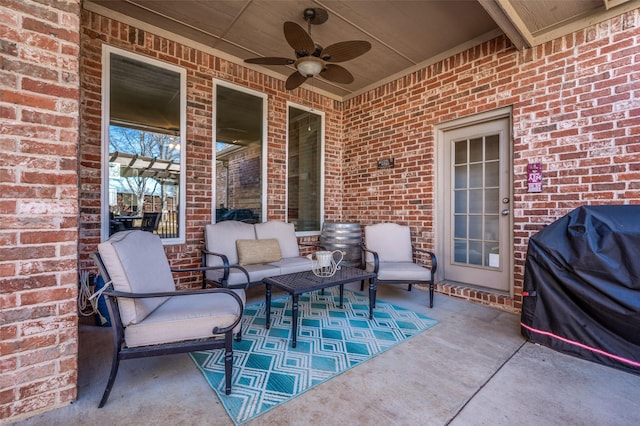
[287,105,324,233]
[213,81,266,223]
[102,46,186,243]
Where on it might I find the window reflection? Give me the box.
[214,83,264,224]
[105,49,185,241]
[288,106,323,232]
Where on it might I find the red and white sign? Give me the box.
[527,162,542,192]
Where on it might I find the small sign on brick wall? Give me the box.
[377,158,394,169]
[527,162,542,192]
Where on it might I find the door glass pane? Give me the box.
[215,84,263,224]
[455,141,467,164]
[469,137,483,162]
[469,241,483,265]
[485,215,499,240]
[485,161,499,187]
[454,190,467,213]
[469,216,482,239]
[454,165,467,189]
[485,189,499,213]
[485,134,499,160]
[469,163,483,188]
[454,240,467,263]
[485,242,499,268]
[469,189,483,214]
[454,215,467,238]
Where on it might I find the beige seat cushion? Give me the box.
[268,256,313,274]
[206,263,280,285]
[124,290,244,347]
[98,230,175,326]
[204,221,256,266]
[236,239,281,265]
[254,221,300,258]
[364,223,413,263]
[366,261,431,281]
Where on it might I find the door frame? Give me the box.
[434,106,514,297]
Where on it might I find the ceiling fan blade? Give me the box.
[321,40,372,63]
[320,64,354,84]
[283,21,315,55]
[285,71,308,90]
[245,57,295,65]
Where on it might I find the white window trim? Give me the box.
[211,80,268,224]
[101,45,187,244]
[286,102,325,237]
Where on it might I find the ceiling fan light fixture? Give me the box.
[295,57,324,77]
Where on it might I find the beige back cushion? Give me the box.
[254,221,299,258]
[364,223,413,263]
[98,230,175,326]
[204,221,256,265]
[236,239,282,265]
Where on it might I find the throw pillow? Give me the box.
[236,239,282,265]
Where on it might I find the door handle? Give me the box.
[501,209,510,216]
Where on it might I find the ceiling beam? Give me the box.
[603,0,632,10]
[477,0,533,50]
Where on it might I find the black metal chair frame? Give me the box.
[200,248,261,288]
[360,244,438,308]
[134,211,161,232]
[91,252,249,408]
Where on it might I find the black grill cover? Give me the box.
[521,205,640,374]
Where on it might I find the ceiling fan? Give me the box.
[244,7,371,90]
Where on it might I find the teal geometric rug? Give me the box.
[190,287,439,425]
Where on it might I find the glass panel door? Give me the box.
[442,117,511,292]
[453,134,500,268]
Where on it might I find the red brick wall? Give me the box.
[3,2,639,422]
[0,0,81,421]
[77,11,343,275]
[342,10,640,311]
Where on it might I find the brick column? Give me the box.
[0,0,81,421]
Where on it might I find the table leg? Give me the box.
[291,294,299,348]
[339,284,344,308]
[368,277,377,319]
[265,283,271,329]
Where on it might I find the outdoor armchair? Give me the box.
[362,223,438,308]
[92,230,249,407]
[131,211,161,232]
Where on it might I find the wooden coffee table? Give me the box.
[263,266,377,347]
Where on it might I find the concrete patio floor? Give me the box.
[12,282,640,425]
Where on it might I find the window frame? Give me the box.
[286,102,325,236]
[211,79,268,224]
[101,45,187,244]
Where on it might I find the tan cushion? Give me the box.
[268,256,313,274]
[366,261,431,281]
[204,221,256,266]
[254,221,300,258]
[98,230,175,326]
[236,239,282,265]
[205,263,280,285]
[364,223,413,263]
[124,290,244,347]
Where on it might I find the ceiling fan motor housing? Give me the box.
[304,8,329,25]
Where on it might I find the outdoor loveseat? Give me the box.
[202,220,313,288]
